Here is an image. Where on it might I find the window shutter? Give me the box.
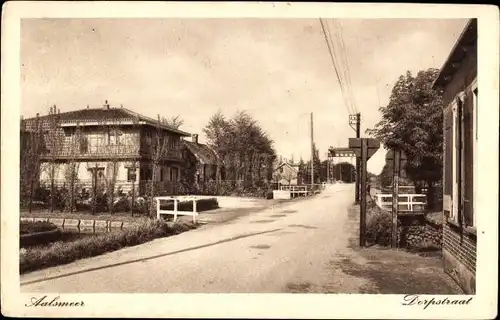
[456,98,464,231]
[443,106,453,217]
[463,91,474,226]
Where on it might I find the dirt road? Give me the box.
[21,184,461,294]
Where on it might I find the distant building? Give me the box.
[432,19,477,294]
[21,104,191,196]
[273,161,300,185]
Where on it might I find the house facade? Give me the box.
[273,161,300,185]
[181,134,224,187]
[21,104,191,197]
[433,19,477,294]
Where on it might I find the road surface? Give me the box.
[20,184,461,294]
[21,184,356,293]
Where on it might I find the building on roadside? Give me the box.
[272,160,300,185]
[182,133,225,186]
[21,102,191,197]
[432,18,477,294]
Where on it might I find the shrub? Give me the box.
[265,189,274,199]
[365,206,392,246]
[19,220,198,274]
[158,198,219,212]
[20,221,58,235]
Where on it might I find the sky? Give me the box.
[21,18,468,174]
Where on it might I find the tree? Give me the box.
[203,110,231,182]
[203,110,276,185]
[162,115,184,129]
[20,114,43,213]
[148,115,170,216]
[63,122,82,212]
[367,68,443,204]
[304,143,321,184]
[44,105,64,212]
[297,157,306,184]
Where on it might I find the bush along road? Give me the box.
[20,220,199,274]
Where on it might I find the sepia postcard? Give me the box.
[1,1,498,319]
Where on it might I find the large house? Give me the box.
[432,19,477,294]
[21,103,191,196]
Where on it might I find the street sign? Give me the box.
[348,138,380,159]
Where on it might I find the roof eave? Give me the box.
[432,19,477,89]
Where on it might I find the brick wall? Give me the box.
[443,222,476,294]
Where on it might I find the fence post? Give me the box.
[391,150,400,248]
[173,198,178,221]
[192,199,197,223]
[156,197,160,220]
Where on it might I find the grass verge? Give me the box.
[20,219,198,274]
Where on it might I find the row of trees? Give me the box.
[203,110,277,184]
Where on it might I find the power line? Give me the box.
[319,18,353,116]
[335,20,358,113]
[325,20,355,115]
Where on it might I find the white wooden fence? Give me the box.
[374,194,427,212]
[154,196,202,222]
[279,185,311,197]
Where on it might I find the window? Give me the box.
[108,128,121,145]
[87,167,105,181]
[80,136,89,153]
[127,168,137,182]
[140,166,152,181]
[170,167,179,182]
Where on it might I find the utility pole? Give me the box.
[310,112,314,187]
[355,113,361,203]
[360,138,368,247]
[349,113,361,203]
[391,149,401,248]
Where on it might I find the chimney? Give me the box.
[192,134,199,144]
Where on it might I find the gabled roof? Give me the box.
[182,140,218,165]
[22,107,191,136]
[432,19,477,89]
[274,161,300,173]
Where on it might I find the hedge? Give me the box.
[20,220,198,274]
[20,221,58,235]
[159,198,219,212]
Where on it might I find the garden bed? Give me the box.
[20,220,199,274]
